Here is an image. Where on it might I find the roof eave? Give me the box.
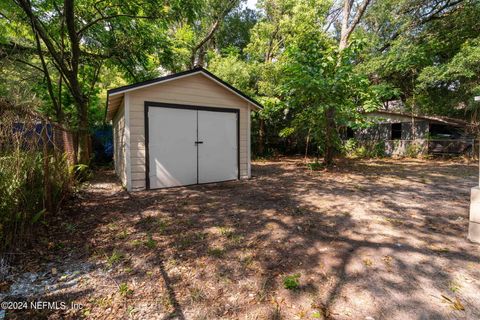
[366,110,468,127]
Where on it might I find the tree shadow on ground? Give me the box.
[6,157,480,319]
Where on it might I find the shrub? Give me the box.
[405,142,422,158]
[73,163,92,182]
[343,138,357,156]
[371,141,386,158]
[343,139,386,158]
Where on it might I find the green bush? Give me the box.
[343,139,386,158]
[371,141,386,158]
[405,142,422,158]
[343,138,357,156]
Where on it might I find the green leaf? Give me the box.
[31,209,47,224]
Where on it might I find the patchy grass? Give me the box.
[383,217,404,226]
[189,286,206,303]
[217,226,235,237]
[208,247,225,258]
[283,273,301,290]
[306,161,325,171]
[106,250,124,267]
[119,283,134,297]
[176,232,206,250]
[116,230,129,240]
[144,234,157,249]
[449,280,462,293]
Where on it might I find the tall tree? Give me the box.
[4,0,197,164]
[359,0,477,120]
[212,0,378,159]
[243,0,297,155]
[322,0,372,166]
[190,0,240,67]
[279,0,378,162]
[215,6,258,54]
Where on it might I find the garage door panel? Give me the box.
[148,107,197,188]
[198,110,238,184]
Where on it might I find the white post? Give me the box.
[468,96,480,243]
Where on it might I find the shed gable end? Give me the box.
[128,73,247,108]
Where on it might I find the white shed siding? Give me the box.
[247,107,251,177]
[112,100,127,186]
[126,73,251,191]
[124,93,132,191]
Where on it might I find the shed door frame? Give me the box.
[144,101,240,190]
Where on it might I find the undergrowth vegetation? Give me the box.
[0,104,74,253]
[343,139,386,158]
[0,151,72,251]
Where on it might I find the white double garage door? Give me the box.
[146,104,239,189]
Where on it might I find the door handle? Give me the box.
[195,141,204,144]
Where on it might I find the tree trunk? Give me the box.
[339,0,352,50]
[325,0,371,167]
[77,103,90,164]
[258,118,265,156]
[339,0,372,50]
[324,106,336,166]
[305,128,311,161]
[196,45,206,67]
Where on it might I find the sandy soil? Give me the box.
[2,158,480,320]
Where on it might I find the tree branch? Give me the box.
[12,58,44,73]
[325,6,342,32]
[33,27,61,117]
[377,0,464,52]
[0,40,113,60]
[77,14,161,35]
[339,0,352,50]
[64,0,79,74]
[340,0,372,50]
[190,0,238,67]
[15,0,71,81]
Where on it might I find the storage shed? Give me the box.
[106,67,262,191]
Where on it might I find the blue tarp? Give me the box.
[11,122,53,147]
[92,126,113,163]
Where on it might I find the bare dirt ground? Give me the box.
[3,158,480,319]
